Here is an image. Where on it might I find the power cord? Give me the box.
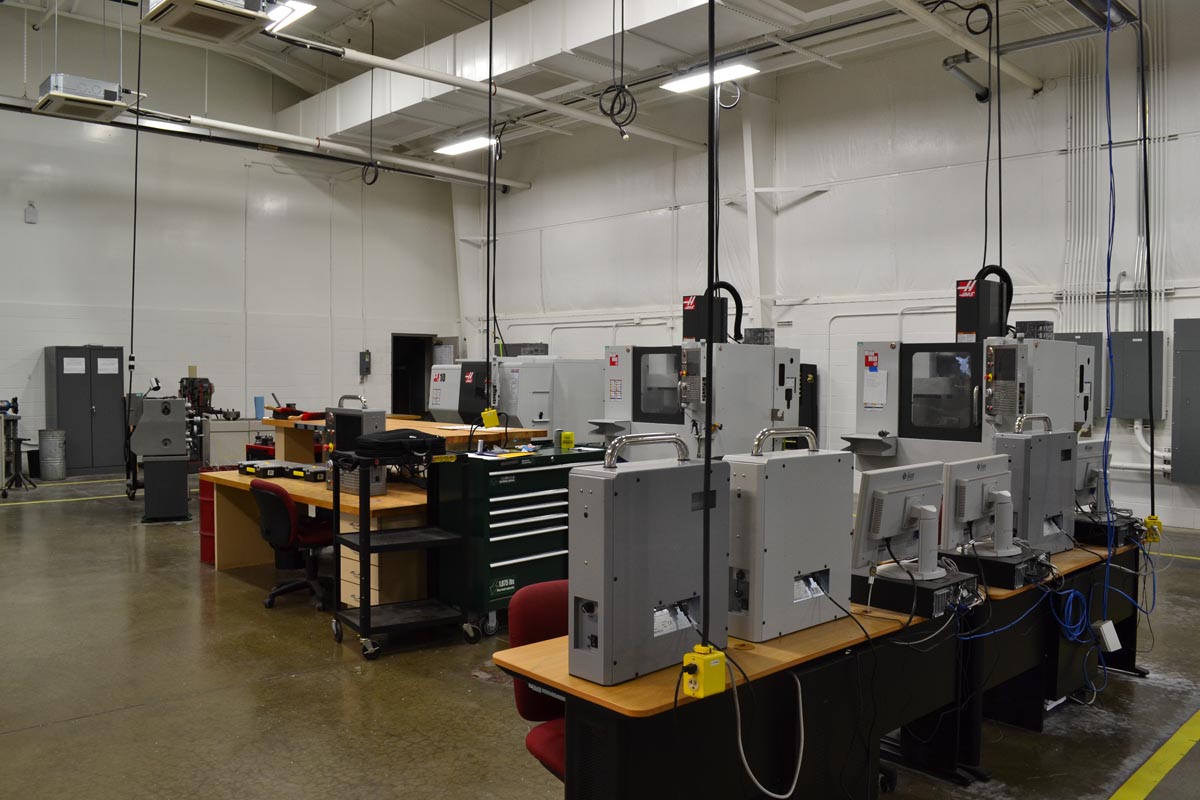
[727,662,804,799]
[884,537,918,629]
[598,0,637,138]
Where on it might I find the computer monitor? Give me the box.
[852,462,946,581]
[1075,440,1109,509]
[939,455,1019,557]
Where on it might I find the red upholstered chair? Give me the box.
[508,579,569,781]
[249,479,334,610]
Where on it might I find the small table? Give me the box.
[263,417,545,463]
[199,471,427,571]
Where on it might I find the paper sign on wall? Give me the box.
[863,370,888,409]
[97,358,119,375]
[63,358,86,375]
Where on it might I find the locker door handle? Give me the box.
[92,406,97,415]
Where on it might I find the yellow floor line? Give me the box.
[0,494,128,508]
[1111,708,1200,799]
[36,478,125,487]
[1161,553,1200,563]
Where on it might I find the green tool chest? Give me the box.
[432,448,603,635]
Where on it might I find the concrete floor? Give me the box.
[1,476,1198,800]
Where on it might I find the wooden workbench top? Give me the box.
[493,604,914,718]
[985,544,1135,600]
[199,470,426,515]
[262,417,543,446]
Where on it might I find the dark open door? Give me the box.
[391,335,433,415]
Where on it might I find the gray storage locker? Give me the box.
[44,346,126,474]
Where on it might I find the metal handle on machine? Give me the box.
[603,433,690,469]
[1015,413,1052,433]
[750,426,817,456]
[972,386,980,427]
[338,394,368,409]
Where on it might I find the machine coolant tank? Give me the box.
[568,434,729,686]
[724,427,853,642]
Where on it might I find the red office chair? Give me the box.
[508,579,569,781]
[249,479,334,610]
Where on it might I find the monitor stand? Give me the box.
[940,493,1044,590]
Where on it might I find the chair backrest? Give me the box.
[508,579,568,722]
[249,479,298,550]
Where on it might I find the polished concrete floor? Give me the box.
[2,476,1198,800]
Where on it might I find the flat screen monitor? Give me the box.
[852,462,944,571]
[940,455,1014,554]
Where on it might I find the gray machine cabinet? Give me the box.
[724,449,852,642]
[1111,331,1165,420]
[993,431,1076,555]
[44,346,125,474]
[1056,332,1105,422]
[1172,320,1200,484]
[568,458,729,686]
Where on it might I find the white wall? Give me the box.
[455,1,1200,525]
[0,104,459,440]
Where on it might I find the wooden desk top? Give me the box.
[986,544,1134,601]
[493,604,914,718]
[262,417,543,446]
[199,470,426,515]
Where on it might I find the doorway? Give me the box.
[391,335,434,416]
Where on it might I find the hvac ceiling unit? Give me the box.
[142,0,271,45]
[34,74,128,123]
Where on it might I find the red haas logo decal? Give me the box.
[464,371,474,384]
[683,296,697,311]
[957,280,977,299]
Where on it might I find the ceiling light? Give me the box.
[435,136,496,156]
[266,0,316,33]
[660,63,760,94]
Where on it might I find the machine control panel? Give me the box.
[984,344,1021,418]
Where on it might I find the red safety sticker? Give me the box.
[864,351,879,368]
[609,353,620,367]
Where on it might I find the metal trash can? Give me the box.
[39,429,67,481]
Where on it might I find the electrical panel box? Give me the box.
[1055,332,1105,422]
[359,350,371,378]
[1172,320,1200,484]
[724,448,851,642]
[1110,331,1165,420]
[568,457,729,686]
[993,431,1076,555]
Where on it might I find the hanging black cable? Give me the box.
[700,0,716,649]
[362,19,379,185]
[598,0,637,138]
[491,121,507,358]
[483,0,495,399]
[996,0,1003,271]
[1136,0,1155,514]
[124,20,146,497]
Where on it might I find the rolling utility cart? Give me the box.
[431,448,605,642]
[330,450,463,660]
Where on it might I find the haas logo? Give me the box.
[683,295,698,311]
[957,280,977,299]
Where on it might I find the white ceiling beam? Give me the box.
[763,34,843,70]
[883,0,1045,91]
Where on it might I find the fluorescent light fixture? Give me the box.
[660,63,760,93]
[266,0,316,33]
[435,136,496,156]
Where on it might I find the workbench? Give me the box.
[263,417,544,463]
[495,604,964,799]
[199,470,426,571]
[895,544,1144,786]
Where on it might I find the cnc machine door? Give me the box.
[899,342,984,443]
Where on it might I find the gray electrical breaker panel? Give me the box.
[1173,320,1200,484]
[568,452,729,686]
[993,431,1076,555]
[724,440,852,642]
